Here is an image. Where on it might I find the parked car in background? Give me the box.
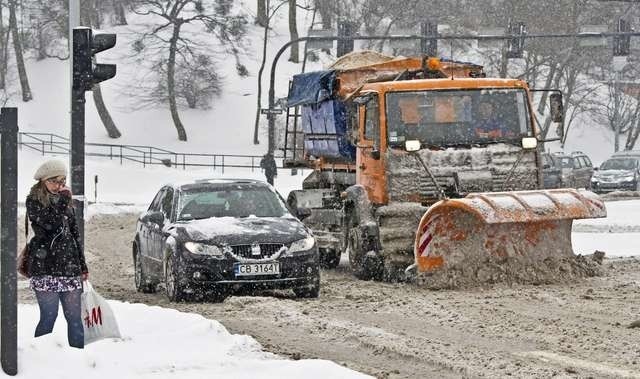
[541,153,562,189]
[591,152,640,193]
[133,179,320,302]
[542,151,594,189]
[569,151,595,189]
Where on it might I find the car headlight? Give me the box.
[622,175,636,183]
[184,242,223,257]
[288,236,315,253]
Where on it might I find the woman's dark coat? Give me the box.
[26,194,88,277]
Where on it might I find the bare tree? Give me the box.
[314,0,332,29]
[256,0,268,27]
[131,0,246,141]
[8,0,32,101]
[288,0,299,63]
[0,0,6,89]
[112,0,128,25]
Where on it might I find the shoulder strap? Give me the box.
[24,213,29,239]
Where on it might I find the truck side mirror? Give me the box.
[550,93,564,123]
[369,150,381,160]
[296,207,312,221]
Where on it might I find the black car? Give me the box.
[133,179,320,302]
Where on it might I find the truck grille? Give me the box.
[230,243,284,259]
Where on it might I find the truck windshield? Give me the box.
[386,88,532,147]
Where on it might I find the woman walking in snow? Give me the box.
[26,159,89,348]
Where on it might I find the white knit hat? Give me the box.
[33,159,67,181]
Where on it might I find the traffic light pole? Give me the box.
[71,85,86,245]
[266,30,640,154]
[0,107,18,376]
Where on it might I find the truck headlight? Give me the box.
[184,242,223,257]
[289,236,315,253]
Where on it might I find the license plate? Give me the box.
[234,262,280,276]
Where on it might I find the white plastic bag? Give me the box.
[81,281,121,345]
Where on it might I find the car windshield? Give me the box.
[176,186,286,220]
[555,157,573,168]
[386,88,532,147]
[600,158,638,171]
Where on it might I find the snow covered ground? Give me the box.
[573,199,640,258]
[15,301,370,379]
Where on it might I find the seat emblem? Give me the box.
[251,243,261,256]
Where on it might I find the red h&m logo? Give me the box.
[84,306,102,328]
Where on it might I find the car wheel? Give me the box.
[293,274,320,298]
[134,245,157,293]
[320,248,340,269]
[165,254,187,302]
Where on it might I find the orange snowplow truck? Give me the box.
[285,52,606,287]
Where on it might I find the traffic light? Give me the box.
[506,22,526,59]
[337,21,357,57]
[614,18,631,56]
[420,22,438,56]
[72,27,117,92]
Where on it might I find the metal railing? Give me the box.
[18,132,280,173]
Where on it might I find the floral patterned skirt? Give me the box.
[30,275,82,292]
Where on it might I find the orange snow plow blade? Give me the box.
[414,189,607,288]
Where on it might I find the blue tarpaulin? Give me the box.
[287,70,337,107]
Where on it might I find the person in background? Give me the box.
[26,159,89,349]
[475,101,509,139]
[260,152,278,185]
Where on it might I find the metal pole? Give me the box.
[0,107,18,376]
[69,0,80,121]
[71,85,86,245]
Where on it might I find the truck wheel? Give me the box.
[348,228,383,281]
[134,245,157,293]
[320,248,340,269]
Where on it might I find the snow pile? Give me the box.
[16,301,370,379]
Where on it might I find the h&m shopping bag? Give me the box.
[81,281,122,344]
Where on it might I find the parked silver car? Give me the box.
[591,151,640,193]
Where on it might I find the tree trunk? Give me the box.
[8,0,32,101]
[93,84,121,138]
[168,24,187,141]
[256,0,268,27]
[315,0,332,29]
[254,18,270,145]
[37,24,46,60]
[112,0,127,25]
[0,0,5,90]
[288,0,299,63]
[537,62,558,115]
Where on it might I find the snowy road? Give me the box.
[17,200,640,378]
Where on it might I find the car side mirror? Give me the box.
[296,207,312,221]
[143,211,165,225]
[543,163,551,169]
[594,167,599,171]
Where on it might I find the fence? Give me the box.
[18,132,280,173]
